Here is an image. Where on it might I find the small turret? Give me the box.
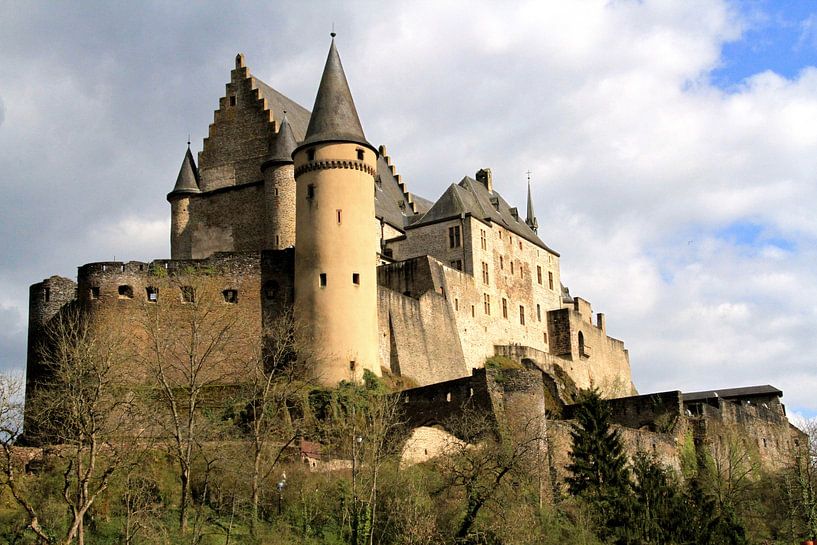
[525,177,538,234]
[261,114,297,249]
[168,145,200,259]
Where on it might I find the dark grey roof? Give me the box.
[682,385,782,402]
[299,38,374,151]
[374,156,430,231]
[253,78,311,142]
[264,114,297,165]
[170,147,200,194]
[409,176,558,254]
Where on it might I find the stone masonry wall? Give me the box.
[186,183,265,258]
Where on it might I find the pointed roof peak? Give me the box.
[264,112,297,166]
[171,146,200,194]
[298,37,375,152]
[525,175,538,234]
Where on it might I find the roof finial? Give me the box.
[331,22,336,38]
[187,133,191,148]
[525,170,538,234]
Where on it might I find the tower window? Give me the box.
[519,240,522,250]
[44,287,50,302]
[307,149,315,161]
[537,266,542,285]
[500,256,504,270]
[319,273,327,287]
[356,148,365,161]
[223,289,238,304]
[274,235,280,246]
[349,360,356,371]
[483,293,491,315]
[543,332,548,344]
[519,305,525,326]
[448,225,461,248]
[471,305,475,317]
[146,287,159,302]
[537,304,541,321]
[307,184,315,199]
[502,298,508,319]
[480,229,487,250]
[181,286,195,303]
[90,287,100,299]
[352,273,360,285]
[118,285,134,299]
[510,261,514,274]
[579,331,587,357]
[481,262,489,284]
[337,209,342,224]
[454,298,459,311]
[548,271,554,290]
[273,187,279,196]
[229,95,236,106]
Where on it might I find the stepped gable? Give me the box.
[299,37,374,152]
[253,78,311,142]
[409,175,558,254]
[374,145,432,231]
[170,146,200,195]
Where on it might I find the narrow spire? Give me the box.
[299,36,374,151]
[525,172,538,234]
[266,112,297,165]
[171,146,200,194]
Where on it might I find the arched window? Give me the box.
[578,331,586,357]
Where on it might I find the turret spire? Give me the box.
[300,36,374,151]
[266,112,297,165]
[525,172,538,234]
[171,146,200,194]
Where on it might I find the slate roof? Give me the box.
[264,114,296,165]
[170,147,200,195]
[408,176,558,254]
[299,39,374,152]
[374,155,431,231]
[682,385,782,402]
[253,78,311,142]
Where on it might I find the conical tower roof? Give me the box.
[171,146,200,194]
[525,179,538,234]
[299,37,375,152]
[265,113,297,165]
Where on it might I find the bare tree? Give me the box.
[784,419,817,539]
[433,408,547,541]
[137,271,258,533]
[240,308,315,534]
[9,308,141,545]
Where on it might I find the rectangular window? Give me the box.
[352,273,360,285]
[450,259,463,271]
[90,286,100,299]
[537,304,541,321]
[337,209,342,224]
[44,288,50,302]
[223,289,238,303]
[543,332,548,344]
[471,305,475,317]
[510,261,514,274]
[307,184,315,199]
[519,305,525,326]
[455,298,459,311]
[274,234,280,246]
[229,95,236,106]
[537,266,542,285]
[448,225,461,248]
[319,273,327,287]
[519,240,523,250]
[499,256,504,270]
[356,148,365,161]
[349,360,356,371]
[480,229,487,250]
[502,298,508,318]
[548,271,554,290]
[483,293,491,315]
[146,287,158,302]
[118,285,133,299]
[482,261,489,284]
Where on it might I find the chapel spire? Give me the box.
[525,175,538,234]
[300,35,374,152]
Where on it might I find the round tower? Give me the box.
[261,113,297,249]
[293,36,380,385]
[167,145,200,259]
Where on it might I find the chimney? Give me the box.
[597,313,606,334]
[476,168,493,193]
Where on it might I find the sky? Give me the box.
[1,0,817,418]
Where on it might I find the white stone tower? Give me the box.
[293,36,380,385]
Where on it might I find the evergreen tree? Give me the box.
[566,389,633,542]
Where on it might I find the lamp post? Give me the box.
[276,478,286,515]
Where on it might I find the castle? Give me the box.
[25,38,803,471]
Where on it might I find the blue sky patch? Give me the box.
[714,0,817,89]
[715,220,796,251]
